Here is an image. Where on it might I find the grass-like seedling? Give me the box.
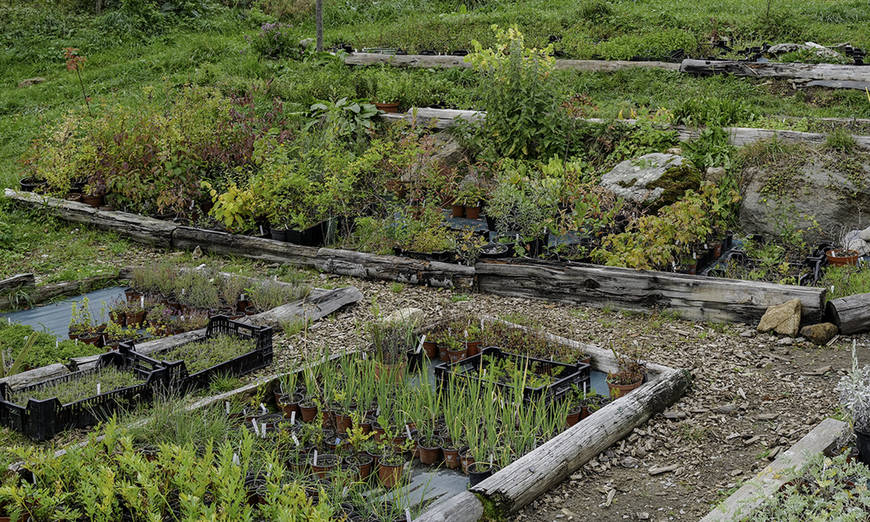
[159,335,257,374]
[8,367,142,405]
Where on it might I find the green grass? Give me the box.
[159,335,257,373]
[820,265,870,301]
[0,203,131,283]
[8,366,142,405]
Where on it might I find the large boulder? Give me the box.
[740,152,870,241]
[600,153,700,208]
[401,131,465,184]
[757,298,802,337]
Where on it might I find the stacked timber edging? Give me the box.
[384,108,870,150]
[4,189,827,325]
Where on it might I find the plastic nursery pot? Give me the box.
[127,310,146,326]
[348,452,374,480]
[607,376,644,399]
[459,449,475,475]
[447,347,467,364]
[442,446,461,470]
[417,436,443,466]
[464,206,481,220]
[281,394,303,419]
[451,204,465,218]
[66,192,82,202]
[826,249,860,266]
[468,461,495,487]
[374,361,407,383]
[375,102,400,113]
[312,454,340,479]
[124,288,141,301]
[465,341,482,357]
[438,343,449,361]
[566,409,582,427]
[299,401,318,423]
[18,177,44,192]
[422,340,439,359]
[81,194,104,208]
[109,311,126,327]
[269,228,289,242]
[856,430,870,467]
[377,458,404,488]
[335,412,353,434]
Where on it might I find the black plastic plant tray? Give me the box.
[0,350,168,441]
[433,347,590,402]
[122,316,273,393]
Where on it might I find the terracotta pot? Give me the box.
[378,460,403,488]
[422,340,438,359]
[366,449,382,468]
[465,341,482,357]
[374,361,407,383]
[78,332,101,346]
[348,453,373,480]
[125,309,146,326]
[442,446,460,470]
[311,454,340,479]
[335,412,353,434]
[464,206,481,219]
[299,403,318,423]
[82,193,104,208]
[826,249,860,266]
[281,393,303,419]
[607,377,643,399]
[451,204,465,218]
[447,347,467,364]
[124,288,141,301]
[375,102,400,113]
[417,436,443,466]
[438,343,448,361]
[373,425,386,443]
[109,311,125,326]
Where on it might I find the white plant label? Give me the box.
[140,296,144,308]
[232,453,240,466]
[251,418,259,435]
[416,335,425,354]
[290,411,296,425]
[405,508,412,522]
[225,401,231,415]
[259,225,264,235]
[291,433,299,446]
[260,403,267,414]
[96,383,101,395]
[313,450,318,466]
[406,425,413,439]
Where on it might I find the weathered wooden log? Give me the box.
[826,292,870,335]
[172,226,320,267]
[701,418,847,522]
[345,52,679,72]
[4,189,175,247]
[0,274,35,293]
[476,261,826,324]
[470,367,691,515]
[315,248,475,290]
[680,59,870,83]
[0,363,69,391]
[384,108,870,149]
[251,286,362,326]
[414,491,483,522]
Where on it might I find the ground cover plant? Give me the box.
[0,321,101,376]
[159,335,257,373]
[5,366,142,405]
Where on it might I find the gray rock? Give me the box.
[401,131,464,183]
[860,225,870,241]
[600,153,699,207]
[740,330,756,338]
[776,337,794,346]
[705,166,727,183]
[18,77,46,88]
[739,157,870,241]
[847,238,869,256]
[757,299,802,337]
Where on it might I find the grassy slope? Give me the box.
[0,2,867,188]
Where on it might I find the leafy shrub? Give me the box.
[673,96,757,127]
[0,322,101,374]
[593,182,738,270]
[250,22,300,59]
[820,265,870,301]
[465,25,569,159]
[683,126,736,170]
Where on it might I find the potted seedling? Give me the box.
[366,315,416,383]
[377,425,410,487]
[373,75,401,113]
[68,298,99,345]
[607,344,646,399]
[837,342,870,465]
[454,183,486,219]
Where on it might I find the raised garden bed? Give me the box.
[123,315,274,393]
[0,348,168,441]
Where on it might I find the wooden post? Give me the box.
[315,0,323,52]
